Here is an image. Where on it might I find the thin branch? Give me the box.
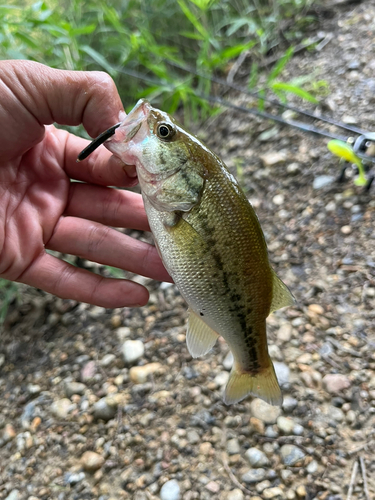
[359,455,370,500]
[346,459,358,500]
[347,440,375,456]
[221,452,253,495]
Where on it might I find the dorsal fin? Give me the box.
[186,308,219,358]
[269,269,295,314]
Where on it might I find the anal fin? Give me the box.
[186,308,219,358]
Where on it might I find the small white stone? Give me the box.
[122,340,144,364]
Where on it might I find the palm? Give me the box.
[0,60,170,307]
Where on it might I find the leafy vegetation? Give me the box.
[0,0,317,118]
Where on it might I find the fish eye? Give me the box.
[157,123,175,140]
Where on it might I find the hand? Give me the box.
[0,60,170,308]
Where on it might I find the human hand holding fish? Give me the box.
[81,99,295,406]
[0,60,170,308]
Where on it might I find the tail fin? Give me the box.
[224,360,282,406]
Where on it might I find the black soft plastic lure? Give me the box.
[77,122,121,162]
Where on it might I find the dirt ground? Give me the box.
[1,1,375,499]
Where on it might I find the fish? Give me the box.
[86,99,295,406]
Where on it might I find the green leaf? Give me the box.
[80,45,115,75]
[271,82,318,104]
[248,61,258,89]
[177,0,208,39]
[267,46,294,82]
[71,24,97,36]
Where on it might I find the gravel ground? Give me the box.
[1,2,375,500]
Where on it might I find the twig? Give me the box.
[227,50,250,84]
[346,459,358,500]
[347,440,375,456]
[221,452,253,495]
[359,455,370,500]
[327,337,362,357]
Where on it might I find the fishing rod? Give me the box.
[80,60,375,188]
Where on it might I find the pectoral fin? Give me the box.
[269,269,295,314]
[186,309,219,358]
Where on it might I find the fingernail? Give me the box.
[118,110,127,122]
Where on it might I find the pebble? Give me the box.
[263,487,284,499]
[2,424,16,443]
[227,438,241,455]
[260,152,286,166]
[282,396,298,413]
[129,363,161,384]
[296,485,307,498]
[324,405,344,422]
[256,480,271,493]
[250,417,265,434]
[206,481,220,493]
[223,351,234,370]
[81,451,105,472]
[293,424,304,436]
[116,326,131,341]
[65,381,86,397]
[278,323,293,342]
[241,469,266,483]
[122,340,145,364]
[273,194,285,205]
[313,175,335,189]
[245,447,270,467]
[187,430,200,444]
[280,445,306,465]
[27,384,41,395]
[4,490,20,500]
[287,162,300,174]
[214,371,230,386]
[250,398,281,424]
[322,374,351,394]
[93,396,118,421]
[21,401,38,429]
[340,225,352,235]
[51,398,73,419]
[258,127,280,142]
[227,489,244,500]
[277,416,295,435]
[64,472,86,485]
[100,353,116,367]
[160,479,181,500]
[306,460,318,474]
[274,362,290,386]
[81,360,97,382]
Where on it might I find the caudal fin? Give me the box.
[224,360,282,406]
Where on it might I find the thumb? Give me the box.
[0,60,124,159]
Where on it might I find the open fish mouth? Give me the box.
[77,99,151,162]
[115,99,152,144]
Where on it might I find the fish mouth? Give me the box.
[115,99,151,143]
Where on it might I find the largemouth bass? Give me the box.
[83,99,294,406]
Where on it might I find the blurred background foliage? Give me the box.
[0,0,317,120]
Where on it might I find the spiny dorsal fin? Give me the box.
[186,308,219,358]
[269,269,295,314]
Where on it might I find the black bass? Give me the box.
[84,99,294,406]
